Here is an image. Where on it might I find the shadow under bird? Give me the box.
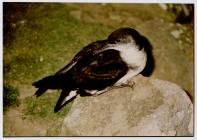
[33,27,154,112]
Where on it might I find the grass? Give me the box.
[23,91,72,119]
[3,3,113,126]
[3,85,20,111]
[4,3,113,84]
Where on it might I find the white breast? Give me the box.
[109,43,147,70]
[108,43,147,85]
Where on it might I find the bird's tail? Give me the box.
[32,75,66,97]
[33,75,77,112]
[54,89,77,112]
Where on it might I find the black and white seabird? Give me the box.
[33,27,153,112]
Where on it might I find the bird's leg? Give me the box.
[120,81,135,88]
[84,87,112,97]
[92,81,135,97]
[93,87,113,96]
[114,80,135,89]
[83,81,135,97]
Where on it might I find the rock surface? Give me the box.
[61,75,193,136]
[136,19,194,98]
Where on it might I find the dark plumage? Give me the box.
[33,27,154,112]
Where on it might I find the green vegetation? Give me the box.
[3,85,20,111]
[23,91,72,119]
[3,4,114,130]
[4,4,112,85]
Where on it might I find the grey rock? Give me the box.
[60,75,193,136]
[136,19,194,98]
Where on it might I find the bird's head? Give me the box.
[107,27,144,50]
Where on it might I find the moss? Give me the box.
[3,3,112,85]
[3,85,20,111]
[23,91,72,119]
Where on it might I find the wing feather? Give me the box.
[74,49,129,90]
[55,40,108,75]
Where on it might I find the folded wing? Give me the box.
[55,40,108,75]
[73,49,129,90]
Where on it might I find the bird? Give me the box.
[33,27,153,113]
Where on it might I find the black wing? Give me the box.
[73,49,129,90]
[33,40,109,97]
[55,40,108,75]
